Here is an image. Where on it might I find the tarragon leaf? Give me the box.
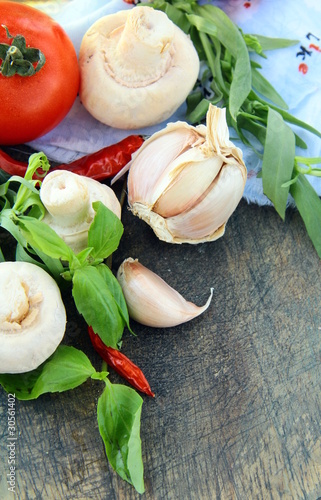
[290,174,321,258]
[262,108,295,219]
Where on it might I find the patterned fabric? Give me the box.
[28,0,321,205]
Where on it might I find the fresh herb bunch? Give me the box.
[0,152,145,493]
[143,0,321,257]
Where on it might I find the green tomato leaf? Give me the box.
[88,201,124,260]
[262,108,295,219]
[0,346,96,400]
[97,379,145,494]
[72,266,125,348]
[290,174,321,258]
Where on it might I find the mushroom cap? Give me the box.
[79,7,200,129]
[0,261,66,374]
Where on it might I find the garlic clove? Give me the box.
[154,153,223,218]
[165,162,247,242]
[117,258,213,328]
[128,125,204,207]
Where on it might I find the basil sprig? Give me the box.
[0,152,145,493]
[0,345,145,493]
[144,0,321,257]
[0,156,131,348]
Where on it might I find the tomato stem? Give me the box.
[0,25,45,77]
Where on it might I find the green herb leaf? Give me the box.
[197,4,252,119]
[88,201,124,260]
[0,346,96,400]
[97,379,145,494]
[96,264,132,334]
[187,13,217,36]
[290,174,321,258]
[262,108,295,219]
[0,209,28,247]
[17,216,76,263]
[251,67,288,109]
[250,34,299,51]
[72,266,125,348]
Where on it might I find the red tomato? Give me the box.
[0,2,80,145]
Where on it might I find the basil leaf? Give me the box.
[72,266,125,348]
[97,380,145,494]
[88,201,124,260]
[96,264,132,333]
[262,108,295,219]
[17,215,75,263]
[290,174,321,258]
[0,366,42,399]
[0,346,95,400]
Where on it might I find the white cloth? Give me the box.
[28,0,321,205]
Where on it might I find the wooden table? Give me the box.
[1,177,321,499]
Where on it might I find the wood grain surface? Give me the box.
[1,183,321,499]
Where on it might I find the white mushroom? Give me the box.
[40,170,121,254]
[0,261,66,374]
[79,6,200,129]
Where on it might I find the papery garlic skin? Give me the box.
[40,170,121,254]
[117,258,213,328]
[79,6,199,129]
[0,261,66,374]
[127,105,247,244]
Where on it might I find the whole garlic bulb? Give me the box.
[79,6,199,129]
[127,104,247,244]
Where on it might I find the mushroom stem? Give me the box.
[40,170,90,226]
[0,273,29,326]
[111,9,174,81]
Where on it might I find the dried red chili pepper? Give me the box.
[55,135,144,180]
[88,326,155,397]
[0,148,29,177]
[0,135,144,180]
